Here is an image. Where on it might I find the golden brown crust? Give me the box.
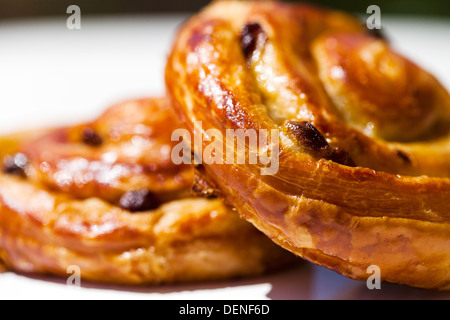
[0,175,292,284]
[0,97,296,285]
[165,0,450,289]
[22,98,193,203]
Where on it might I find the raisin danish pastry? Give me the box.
[0,97,295,284]
[165,1,450,289]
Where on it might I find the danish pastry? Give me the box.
[0,97,295,284]
[165,1,450,289]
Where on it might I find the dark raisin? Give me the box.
[82,127,103,146]
[240,23,266,60]
[330,147,356,167]
[286,121,330,152]
[395,149,411,165]
[286,121,356,167]
[2,153,29,177]
[367,27,388,42]
[119,190,160,212]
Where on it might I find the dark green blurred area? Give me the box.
[0,0,449,20]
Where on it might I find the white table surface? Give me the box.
[0,14,449,300]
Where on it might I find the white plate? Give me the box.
[0,14,449,300]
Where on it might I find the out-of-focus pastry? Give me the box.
[0,97,296,284]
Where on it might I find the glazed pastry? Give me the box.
[165,1,450,289]
[0,97,295,284]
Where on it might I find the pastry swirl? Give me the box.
[0,97,295,284]
[165,0,450,289]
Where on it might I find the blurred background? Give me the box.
[1,0,449,20]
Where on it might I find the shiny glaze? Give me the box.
[22,98,193,203]
[166,1,450,289]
